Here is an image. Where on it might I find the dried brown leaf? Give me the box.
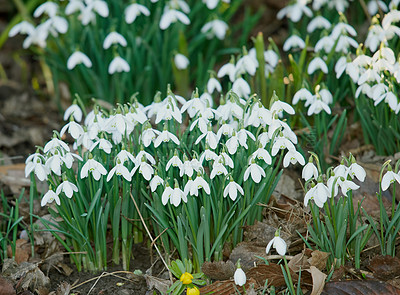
[368,255,400,280]
[199,278,257,295]
[144,275,170,294]
[308,266,326,295]
[7,239,30,264]
[288,252,310,272]
[201,261,235,280]
[247,263,297,288]
[0,276,16,295]
[321,280,400,295]
[308,251,330,270]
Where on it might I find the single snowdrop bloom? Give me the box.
[180,155,194,177]
[244,102,272,128]
[62,152,82,169]
[159,8,190,30]
[107,159,131,182]
[225,131,240,155]
[125,3,150,24]
[131,156,154,180]
[270,100,295,116]
[338,178,360,196]
[22,23,49,49]
[251,143,272,165]
[381,166,400,191]
[56,179,78,198]
[80,155,107,181]
[60,118,84,140]
[199,146,218,163]
[161,182,174,206]
[103,32,127,49]
[348,160,366,182]
[244,159,265,183]
[166,150,183,171]
[237,127,256,149]
[90,138,112,154]
[219,151,234,168]
[304,181,329,208]
[331,22,357,40]
[277,0,312,23]
[45,16,68,36]
[307,97,331,116]
[80,0,109,25]
[168,180,187,207]
[34,2,58,18]
[308,57,328,75]
[141,125,161,147]
[192,173,211,195]
[203,0,220,9]
[264,50,279,68]
[217,59,236,82]
[41,187,60,206]
[283,149,305,167]
[201,19,229,40]
[9,21,35,37]
[67,51,92,70]
[150,172,164,192]
[302,158,318,180]
[236,53,258,76]
[266,229,287,256]
[155,101,182,124]
[154,124,180,147]
[314,35,335,53]
[174,53,189,70]
[25,153,49,181]
[232,77,251,99]
[65,0,84,15]
[108,56,130,74]
[224,175,244,201]
[44,136,70,154]
[195,124,219,149]
[190,113,209,133]
[181,93,206,118]
[136,148,156,165]
[368,0,388,15]
[210,159,228,179]
[307,15,331,33]
[45,150,64,176]
[116,149,136,165]
[207,76,222,94]
[292,88,313,105]
[234,260,246,287]
[335,35,359,53]
[283,35,305,52]
[184,177,196,196]
[64,103,83,122]
[271,135,295,156]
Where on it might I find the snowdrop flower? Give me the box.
[190,114,209,133]
[232,77,251,99]
[314,35,335,53]
[207,76,222,94]
[174,53,189,70]
[199,146,218,163]
[159,8,190,30]
[80,155,107,181]
[270,100,295,116]
[219,151,234,168]
[304,182,329,208]
[184,177,196,196]
[307,15,331,33]
[271,135,295,156]
[283,149,305,167]
[45,150,64,176]
[292,88,313,105]
[125,3,150,24]
[302,159,318,180]
[56,179,78,198]
[368,0,388,15]
[236,54,258,76]
[283,35,305,52]
[90,138,112,154]
[195,125,219,149]
[277,0,312,23]
[381,166,400,191]
[9,21,35,37]
[80,0,109,25]
[25,153,49,181]
[217,60,236,82]
[116,149,136,165]
[331,22,357,40]
[64,103,83,122]
[41,187,60,206]
[44,136,70,154]
[154,125,180,147]
[162,180,187,207]
[108,56,130,74]
[210,159,228,179]
[107,159,131,182]
[181,93,206,118]
[141,125,161,147]
[150,172,164,192]
[103,32,127,49]
[244,159,265,183]
[224,176,244,201]
[266,229,287,256]
[203,0,220,9]
[307,57,328,75]
[34,2,58,18]
[348,160,366,182]
[136,148,156,165]
[180,155,194,177]
[225,131,240,155]
[192,173,211,195]
[22,23,49,48]
[60,119,84,140]
[131,156,154,180]
[237,127,255,149]
[67,51,92,70]
[250,144,272,165]
[166,150,183,171]
[201,19,229,40]
[234,260,246,287]
[155,101,182,124]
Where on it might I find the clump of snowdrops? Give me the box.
[9,0,260,106]
[25,84,304,272]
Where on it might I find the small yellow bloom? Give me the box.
[180,272,194,285]
[187,286,200,295]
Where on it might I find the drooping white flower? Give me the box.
[60,120,84,140]
[302,160,318,180]
[266,229,287,256]
[34,2,58,18]
[234,264,246,287]
[283,149,305,167]
[90,138,112,154]
[56,180,78,198]
[207,77,222,94]
[25,154,49,181]
[108,56,130,74]
[250,145,272,165]
[150,173,164,192]
[307,15,331,33]
[192,174,211,195]
[174,53,190,70]
[155,101,182,124]
[195,126,219,149]
[125,3,150,24]
[217,61,236,82]
[44,137,70,154]
[67,51,92,70]
[80,157,107,181]
[201,19,229,40]
[9,21,35,37]
[41,188,60,206]
[348,162,366,182]
[232,77,251,99]
[166,151,183,171]
[159,8,190,30]
[103,32,127,49]
[283,35,305,52]
[107,160,132,182]
[210,159,228,179]
[224,177,244,201]
[131,157,154,180]
[271,135,295,156]
[199,147,218,163]
[63,104,83,122]
[277,0,313,23]
[338,178,360,196]
[244,160,265,183]
[381,168,400,191]
[154,128,180,147]
[304,182,329,208]
[307,57,328,75]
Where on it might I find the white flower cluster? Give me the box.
[9,0,230,74]
[302,156,365,208]
[26,87,303,208]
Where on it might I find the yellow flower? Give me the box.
[187,286,200,295]
[180,272,194,285]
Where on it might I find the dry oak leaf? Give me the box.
[199,277,257,295]
[321,280,400,295]
[308,266,327,295]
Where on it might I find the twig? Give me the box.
[266,255,294,260]
[358,0,372,22]
[71,271,134,290]
[129,191,172,282]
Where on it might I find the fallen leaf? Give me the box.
[308,266,326,295]
[288,252,309,272]
[52,282,71,295]
[7,239,30,264]
[247,263,297,288]
[229,242,269,271]
[201,261,235,280]
[321,280,400,295]
[368,255,400,280]
[0,276,16,295]
[144,274,170,294]
[199,278,258,295]
[308,251,330,270]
